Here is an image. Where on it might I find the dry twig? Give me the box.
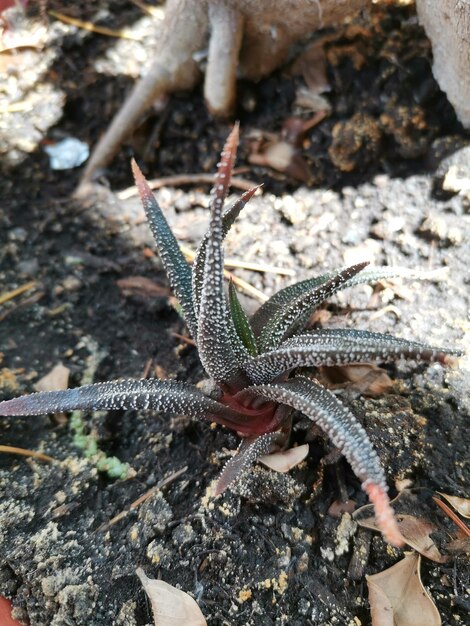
[0,445,54,462]
[433,496,470,539]
[0,281,37,306]
[97,466,187,532]
[49,10,141,40]
[117,173,259,200]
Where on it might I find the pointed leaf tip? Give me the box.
[258,261,370,350]
[215,433,281,495]
[211,123,239,207]
[130,158,197,337]
[131,158,145,188]
[131,159,159,214]
[192,183,261,319]
[197,127,248,383]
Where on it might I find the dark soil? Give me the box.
[0,2,469,625]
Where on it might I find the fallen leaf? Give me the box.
[246,114,326,184]
[136,568,207,626]
[34,362,70,392]
[259,443,309,472]
[320,363,394,396]
[291,41,332,114]
[437,493,470,519]
[444,538,470,554]
[248,137,311,183]
[355,504,447,563]
[328,498,357,518]
[367,552,441,626]
[291,41,330,93]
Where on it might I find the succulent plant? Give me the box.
[1,126,461,547]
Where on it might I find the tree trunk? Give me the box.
[416,0,470,128]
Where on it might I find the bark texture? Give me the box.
[416,0,470,128]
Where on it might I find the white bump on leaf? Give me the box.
[258,443,309,473]
[136,568,207,626]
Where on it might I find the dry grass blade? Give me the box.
[129,0,164,17]
[0,281,36,306]
[181,243,291,277]
[170,332,197,347]
[225,270,268,302]
[0,291,44,323]
[49,11,141,40]
[116,276,170,298]
[221,258,295,276]
[433,497,470,538]
[0,445,54,462]
[185,239,268,301]
[0,101,32,113]
[367,552,441,626]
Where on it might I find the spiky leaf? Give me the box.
[0,379,249,428]
[192,185,260,319]
[244,329,462,383]
[239,376,404,546]
[197,125,250,386]
[257,262,368,352]
[215,432,282,495]
[229,279,258,356]
[132,161,197,337]
[250,266,445,338]
[238,375,385,488]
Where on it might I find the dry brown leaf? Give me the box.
[259,443,309,473]
[328,498,357,518]
[367,552,441,626]
[136,568,207,626]
[291,41,332,113]
[291,41,329,92]
[394,516,447,563]
[355,506,447,563]
[34,362,70,392]
[248,138,311,183]
[444,538,470,554]
[320,363,394,396]
[246,114,329,184]
[437,493,470,519]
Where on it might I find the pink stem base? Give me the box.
[363,482,405,548]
